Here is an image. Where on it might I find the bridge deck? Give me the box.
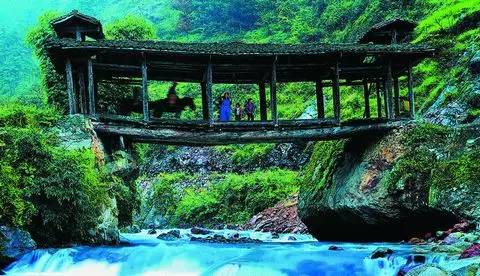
[92,116,410,146]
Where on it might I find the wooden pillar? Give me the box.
[270,56,278,126]
[87,58,95,115]
[77,72,86,114]
[316,80,325,119]
[393,76,400,117]
[201,82,209,121]
[65,58,77,115]
[376,80,382,118]
[141,56,149,122]
[363,79,371,119]
[259,82,267,121]
[332,61,341,121]
[385,60,394,119]
[206,60,214,126]
[383,79,388,118]
[408,60,415,118]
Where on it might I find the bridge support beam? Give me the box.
[141,55,149,122]
[376,80,382,118]
[385,60,394,119]
[259,82,267,121]
[87,58,96,115]
[206,60,214,126]
[316,80,325,119]
[393,76,400,117]
[270,56,278,126]
[65,58,77,115]
[363,79,371,119]
[408,60,415,118]
[332,61,341,121]
[77,71,86,114]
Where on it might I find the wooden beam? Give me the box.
[92,120,406,146]
[270,56,278,126]
[141,55,149,122]
[259,82,267,121]
[363,79,371,118]
[332,61,341,121]
[408,60,415,118]
[385,60,394,119]
[201,82,209,121]
[376,80,382,118]
[393,76,400,117]
[316,80,325,119]
[65,58,77,115]
[88,58,96,115]
[383,79,389,119]
[77,72,86,114]
[206,59,214,126]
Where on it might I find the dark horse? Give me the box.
[117,97,196,118]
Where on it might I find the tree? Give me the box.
[105,15,157,40]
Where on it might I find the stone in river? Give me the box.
[191,227,212,235]
[157,230,181,241]
[369,247,393,259]
[460,243,480,259]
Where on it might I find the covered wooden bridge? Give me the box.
[45,11,435,146]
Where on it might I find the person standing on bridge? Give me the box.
[219,92,232,121]
[244,98,256,121]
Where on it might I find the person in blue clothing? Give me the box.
[219,92,232,121]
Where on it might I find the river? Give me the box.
[4,229,451,275]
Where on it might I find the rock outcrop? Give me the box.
[298,124,480,241]
[242,195,308,234]
[0,226,36,269]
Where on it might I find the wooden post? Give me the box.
[393,76,400,117]
[87,58,95,115]
[332,61,341,121]
[77,72,86,114]
[385,60,394,119]
[259,82,267,121]
[141,55,149,122]
[206,59,214,126]
[408,60,415,118]
[201,82,209,121]
[65,58,77,115]
[270,56,278,126]
[376,80,382,118]
[363,79,370,119]
[316,80,325,119]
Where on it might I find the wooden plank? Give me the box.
[376,80,382,118]
[259,82,267,121]
[316,80,325,119]
[92,120,407,146]
[363,79,371,118]
[88,58,96,115]
[141,55,149,122]
[65,58,77,115]
[408,60,415,118]
[270,56,278,126]
[206,60,214,126]
[332,61,341,121]
[201,82,209,121]
[385,60,394,119]
[393,76,400,117]
[77,72,86,114]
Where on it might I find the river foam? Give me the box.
[4,229,452,276]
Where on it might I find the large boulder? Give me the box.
[0,226,36,268]
[242,195,308,234]
[298,124,480,241]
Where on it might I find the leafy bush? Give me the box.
[0,104,114,246]
[172,169,299,226]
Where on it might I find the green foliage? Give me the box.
[301,140,346,191]
[165,169,299,226]
[0,103,112,246]
[25,11,65,110]
[150,173,190,219]
[105,15,157,40]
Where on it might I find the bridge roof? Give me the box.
[45,38,435,83]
